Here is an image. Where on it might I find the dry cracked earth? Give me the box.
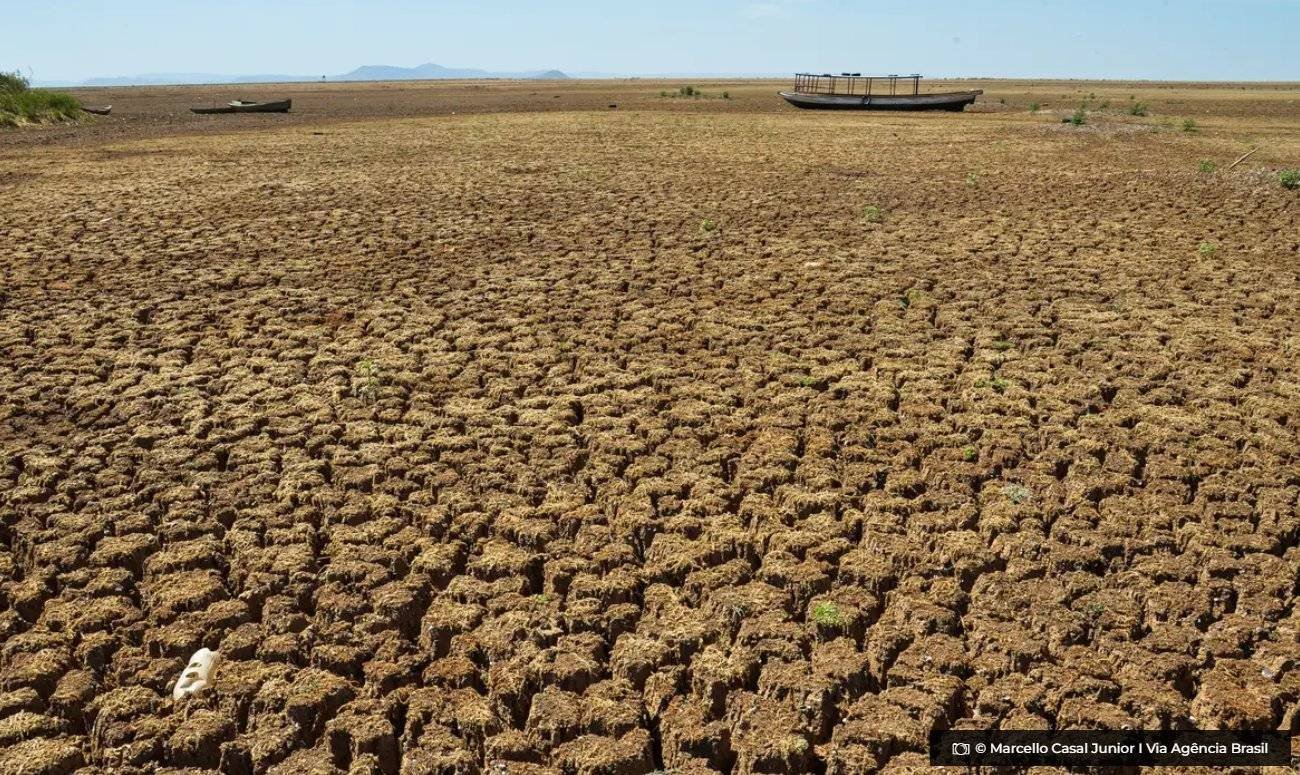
[1,81,1298,774]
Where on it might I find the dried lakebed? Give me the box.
[1,83,1298,773]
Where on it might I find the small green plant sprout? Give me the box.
[897,289,925,309]
[1198,242,1217,258]
[1084,601,1106,619]
[965,171,979,186]
[1127,100,1149,116]
[1182,118,1198,132]
[975,376,1011,393]
[354,359,382,402]
[991,339,1014,351]
[811,601,845,627]
[1029,102,1041,113]
[784,737,811,756]
[862,204,884,222]
[699,218,717,233]
[1197,159,1216,175]
[962,446,978,462]
[1281,169,1300,190]
[1003,483,1032,504]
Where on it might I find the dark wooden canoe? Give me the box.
[81,105,112,115]
[779,90,982,112]
[191,99,292,115]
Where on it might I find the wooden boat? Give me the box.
[191,99,292,115]
[780,73,981,112]
[80,105,112,116]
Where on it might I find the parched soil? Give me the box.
[1,80,1298,774]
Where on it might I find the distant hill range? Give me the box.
[69,63,568,87]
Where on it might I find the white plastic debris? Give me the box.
[172,648,220,700]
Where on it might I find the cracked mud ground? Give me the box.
[1,83,1298,774]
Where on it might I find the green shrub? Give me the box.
[1029,102,1040,113]
[1182,118,1198,132]
[0,71,30,93]
[679,85,696,97]
[0,70,82,125]
[1127,100,1149,116]
[0,89,82,124]
[1067,107,1087,126]
[1280,169,1299,190]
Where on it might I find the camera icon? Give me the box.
[952,743,971,756]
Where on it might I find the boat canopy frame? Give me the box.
[792,73,923,97]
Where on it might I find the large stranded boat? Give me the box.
[780,73,981,112]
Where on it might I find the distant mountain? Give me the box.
[60,63,568,88]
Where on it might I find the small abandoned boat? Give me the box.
[191,99,292,115]
[80,105,112,115]
[780,73,981,112]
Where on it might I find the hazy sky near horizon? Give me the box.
[11,0,1300,82]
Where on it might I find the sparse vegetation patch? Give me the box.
[0,71,83,126]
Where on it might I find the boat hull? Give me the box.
[779,90,981,111]
[191,99,292,115]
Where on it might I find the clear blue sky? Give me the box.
[11,0,1300,82]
